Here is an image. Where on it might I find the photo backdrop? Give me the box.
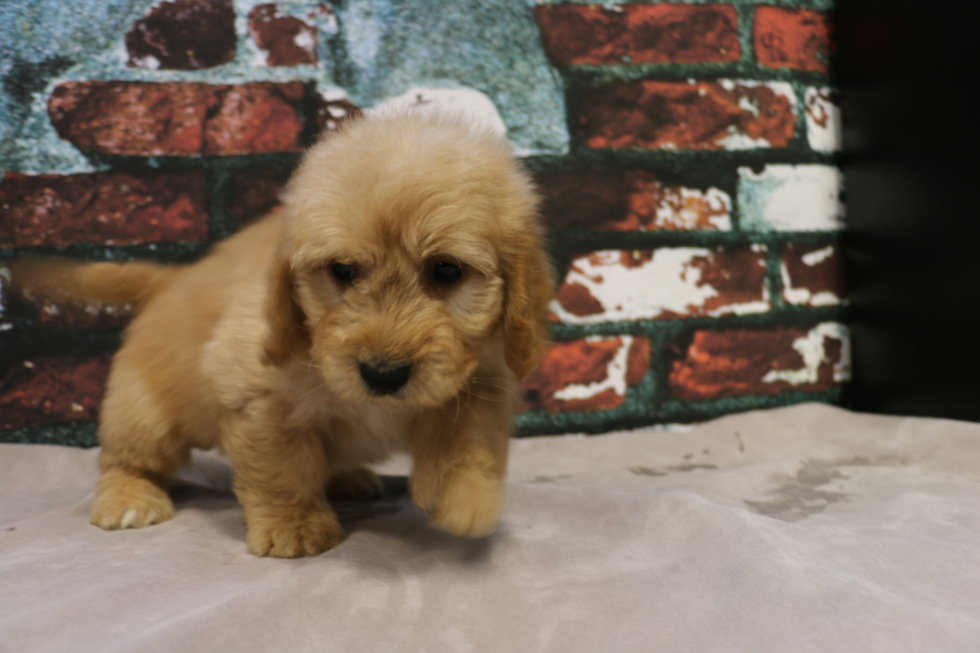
[0,0,844,444]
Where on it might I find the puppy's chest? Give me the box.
[316,403,411,465]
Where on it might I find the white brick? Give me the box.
[551,248,769,325]
[738,164,844,232]
[649,186,732,231]
[805,87,842,152]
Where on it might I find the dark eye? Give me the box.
[432,262,462,283]
[332,263,355,282]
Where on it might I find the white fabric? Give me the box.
[2,403,980,652]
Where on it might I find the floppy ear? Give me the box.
[502,226,555,380]
[262,249,310,367]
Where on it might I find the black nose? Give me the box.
[359,362,411,396]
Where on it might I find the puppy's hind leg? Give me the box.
[90,364,185,530]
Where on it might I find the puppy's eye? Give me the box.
[332,263,355,282]
[431,262,462,283]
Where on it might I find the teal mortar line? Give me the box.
[515,389,842,436]
[766,236,787,310]
[0,422,99,447]
[559,63,831,85]
[527,140,837,181]
[737,3,756,68]
[207,166,239,242]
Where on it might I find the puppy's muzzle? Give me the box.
[359,362,412,396]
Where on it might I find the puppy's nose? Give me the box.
[359,362,412,396]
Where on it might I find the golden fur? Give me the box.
[8,110,554,557]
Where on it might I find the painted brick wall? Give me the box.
[0,0,844,445]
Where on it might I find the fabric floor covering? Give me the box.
[2,403,980,652]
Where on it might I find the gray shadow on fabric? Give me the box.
[166,482,246,541]
[339,475,497,569]
[164,474,496,566]
[167,475,411,538]
[334,475,407,523]
[744,459,858,522]
[341,518,498,574]
[628,463,719,477]
[168,482,231,505]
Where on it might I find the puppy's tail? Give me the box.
[2,258,180,314]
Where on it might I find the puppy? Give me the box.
[8,110,554,557]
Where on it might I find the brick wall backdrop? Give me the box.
[0,0,844,445]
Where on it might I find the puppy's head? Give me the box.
[264,110,553,407]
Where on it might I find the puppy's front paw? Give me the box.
[420,470,503,538]
[246,508,345,558]
[90,475,174,530]
[327,467,383,501]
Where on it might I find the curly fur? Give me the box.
[7,110,554,557]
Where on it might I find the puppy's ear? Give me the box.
[502,228,555,380]
[262,251,310,367]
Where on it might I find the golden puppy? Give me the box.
[8,110,554,557]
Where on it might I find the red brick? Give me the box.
[555,282,605,318]
[0,355,111,430]
[231,168,292,226]
[533,3,739,65]
[127,0,236,70]
[536,170,730,231]
[578,80,795,150]
[48,82,306,156]
[625,338,651,386]
[537,171,631,230]
[781,243,844,307]
[521,337,650,413]
[551,247,769,324]
[754,7,833,74]
[49,82,209,156]
[203,83,306,154]
[249,4,322,66]
[0,171,208,248]
[668,323,847,400]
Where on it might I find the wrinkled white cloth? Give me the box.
[2,403,980,652]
